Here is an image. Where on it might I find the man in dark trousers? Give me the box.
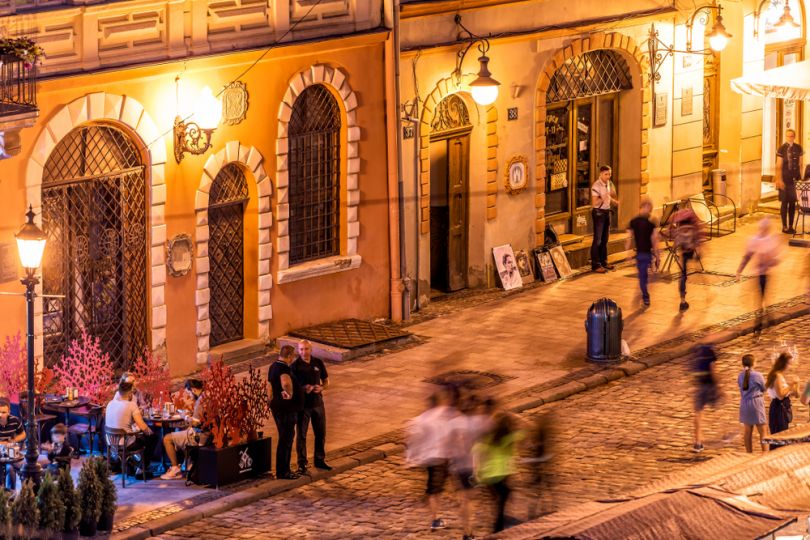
[776,128,803,234]
[590,165,618,273]
[291,340,332,474]
[268,345,304,480]
[626,196,660,307]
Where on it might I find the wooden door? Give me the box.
[447,135,469,291]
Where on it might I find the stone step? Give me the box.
[276,333,414,362]
[207,338,268,366]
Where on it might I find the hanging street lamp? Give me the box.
[453,15,501,106]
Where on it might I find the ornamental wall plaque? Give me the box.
[221,81,249,126]
[505,155,529,195]
[167,233,193,277]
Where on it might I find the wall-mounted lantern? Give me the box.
[753,0,800,40]
[453,15,501,106]
[174,78,223,163]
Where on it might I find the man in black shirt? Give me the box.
[626,197,660,307]
[268,345,304,480]
[0,398,25,489]
[291,340,331,474]
[776,128,804,234]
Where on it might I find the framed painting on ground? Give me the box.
[535,250,558,283]
[549,245,573,278]
[493,244,523,291]
[514,249,534,284]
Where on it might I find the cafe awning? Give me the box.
[731,60,810,100]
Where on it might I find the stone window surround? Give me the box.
[194,143,272,365]
[275,64,362,285]
[26,92,168,363]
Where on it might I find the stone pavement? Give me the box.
[109,216,810,535]
[148,313,810,539]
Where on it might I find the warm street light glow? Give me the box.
[470,54,500,106]
[15,205,46,272]
[193,86,223,130]
[708,15,732,52]
[774,3,801,38]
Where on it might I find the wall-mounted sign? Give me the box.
[222,81,249,126]
[681,87,693,116]
[0,244,17,283]
[654,93,668,127]
[505,155,529,195]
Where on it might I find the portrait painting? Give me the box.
[514,249,534,284]
[549,245,573,278]
[493,244,523,291]
[535,250,558,283]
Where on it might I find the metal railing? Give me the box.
[0,55,37,116]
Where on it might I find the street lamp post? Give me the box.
[15,205,46,488]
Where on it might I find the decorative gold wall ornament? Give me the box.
[167,233,193,277]
[221,81,249,126]
[505,155,529,195]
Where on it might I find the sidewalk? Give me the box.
[109,216,810,537]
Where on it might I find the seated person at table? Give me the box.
[115,372,148,409]
[160,379,206,480]
[0,398,25,489]
[45,423,73,473]
[105,381,157,477]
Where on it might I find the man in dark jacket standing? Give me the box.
[776,128,803,234]
[291,340,331,474]
[268,345,304,480]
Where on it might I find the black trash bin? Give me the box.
[584,298,623,362]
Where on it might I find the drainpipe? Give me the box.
[412,116,421,312]
[385,0,408,321]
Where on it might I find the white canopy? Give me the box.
[731,59,810,100]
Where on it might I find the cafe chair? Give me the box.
[104,427,147,488]
[19,393,57,451]
[68,404,104,456]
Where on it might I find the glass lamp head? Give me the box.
[708,15,732,52]
[470,54,500,106]
[15,206,46,271]
[193,86,222,130]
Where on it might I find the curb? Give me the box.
[111,297,809,539]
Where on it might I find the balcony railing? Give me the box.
[0,55,37,116]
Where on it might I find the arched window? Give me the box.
[288,84,341,265]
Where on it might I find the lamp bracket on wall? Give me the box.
[174,116,214,163]
[453,14,491,85]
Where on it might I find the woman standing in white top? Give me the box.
[766,353,798,448]
[737,218,782,335]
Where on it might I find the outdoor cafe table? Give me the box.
[144,414,187,474]
[0,451,23,491]
[44,395,91,430]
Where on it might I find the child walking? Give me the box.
[737,355,767,453]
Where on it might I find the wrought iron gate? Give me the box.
[208,163,249,347]
[41,124,147,371]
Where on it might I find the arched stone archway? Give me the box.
[26,93,167,363]
[534,32,651,245]
[194,142,271,364]
[418,75,500,234]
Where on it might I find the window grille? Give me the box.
[208,163,249,347]
[41,125,147,371]
[546,50,632,104]
[288,84,341,265]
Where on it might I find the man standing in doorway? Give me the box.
[291,340,332,474]
[776,128,803,234]
[269,345,304,480]
[591,165,618,273]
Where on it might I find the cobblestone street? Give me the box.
[151,314,810,539]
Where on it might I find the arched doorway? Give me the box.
[544,50,632,236]
[430,94,472,292]
[208,163,250,347]
[41,123,148,370]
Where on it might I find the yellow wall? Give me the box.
[0,34,391,376]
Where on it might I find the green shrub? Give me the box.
[11,480,39,538]
[57,467,81,532]
[77,458,102,525]
[93,458,117,517]
[0,487,11,538]
[37,472,65,534]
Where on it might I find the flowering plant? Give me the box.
[0,37,45,68]
[130,348,171,407]
[53,330,115,405]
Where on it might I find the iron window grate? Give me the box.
[546,50,633,104]
[288,84,341,265]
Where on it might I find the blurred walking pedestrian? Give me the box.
[405,385,459,532]
[473,412,523,533]
[523,413,555,520]
[670,206,704,312]
[692,344,722,453]
[737,354,767,453]
[626,196,660,307]
[775,128,803,234]
[766,352,798,448]
[737,217,782,335]
[448,395,494,540]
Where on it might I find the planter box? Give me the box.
[197,437,272,488]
